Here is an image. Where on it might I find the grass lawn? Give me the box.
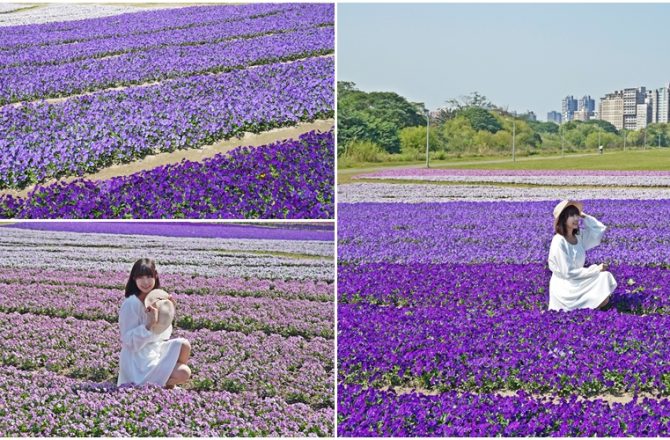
[338,148,670,184]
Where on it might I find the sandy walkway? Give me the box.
[3,119,333,197]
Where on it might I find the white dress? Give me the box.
[547,214,617,311]
[117,295,186,386]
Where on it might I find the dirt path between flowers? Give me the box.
[380,385,659,405]
[3,119,333,198]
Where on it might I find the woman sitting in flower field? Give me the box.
[118,258,192,389]
[547,200,617,311]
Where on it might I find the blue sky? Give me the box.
[337,3,670,121]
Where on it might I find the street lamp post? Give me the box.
[560,124,564,157]
[512,119,516,162]
[425,109,430,168]
[623,129,626,152]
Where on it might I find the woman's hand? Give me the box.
[145,302,159,330]
[167,294,176,306]
[598,263,608,272]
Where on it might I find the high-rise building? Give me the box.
[623,87,646,130]
[526,111,537,121]
[652,84,670,123]
[578,96,595,114]
[573,109,591,121]
[636,98,651,129]
[547,111,562,124]
[562,96,578,122]
[599,91,624,131]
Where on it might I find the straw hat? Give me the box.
[144,289,175,334]
[553,200,584,228]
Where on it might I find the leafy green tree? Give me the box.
[583,119,618,134]
[442,116,476,152]
[337,82,426,154]
[399,126,439,156]
[456,107,502,133]
[528,120,559,134]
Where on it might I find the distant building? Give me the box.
[652,84,670,124]
[578,95,596,115]
[573,109,592,121]
[526,111,537,121]
[623,87,646,130]
[547,111,562,124]
[599,91,624,131]
[562,96,578,122]
[636,95,652,129]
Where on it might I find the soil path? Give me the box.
[3,118,333,197]
[381,385,659,405]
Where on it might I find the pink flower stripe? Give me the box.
[0,268,332,302]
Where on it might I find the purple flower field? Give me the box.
[0,3,334,219]
[0,225,334,436]
[0,130,334,219]
[338,199,670,436]
[2,221,334,241]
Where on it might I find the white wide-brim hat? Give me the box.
[553,200,584,227]
[144,289,175,334]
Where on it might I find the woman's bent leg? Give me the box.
[597,295,610,310]
[178,339,191,365]
[165,363,191,388]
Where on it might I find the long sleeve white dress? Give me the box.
[117,295,186,386]
[547,214,617,311]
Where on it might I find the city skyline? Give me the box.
[338,3,670,122]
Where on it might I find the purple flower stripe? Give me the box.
[0,58,333,190]
[3,221,334,241]
[0,3,296,48]
[0,130,334,218]
[0,311,332,408]
[0,25,333,104]
[0,268,333,302]
[0,283,334,339]
[338,385,670,437]
[359,168,670,178]
[339,303,670,396]
[338,263,670,313]
[338,200,670,265]
[0,366,332,436]
[0,4,333,68]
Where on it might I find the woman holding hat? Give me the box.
[117,258,192,389]
[547,200,617,311]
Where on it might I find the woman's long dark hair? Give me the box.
[125,258,160,297]
[555,205,581,237]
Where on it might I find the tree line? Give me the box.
[338,82,670,163]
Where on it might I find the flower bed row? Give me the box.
[0,4,159,29]
[0,366,332,436]
[338,384,670,437]
[0,283,334,339]
[0,268,333,302]
[358,173,670,187]
[339,303,670,397]
[0,4,332,69]
[0,226,333,280]
[1,130,335,219]
[338,200,670,265]
[338,182,670,203]
[338,262,670,313]
[1,25,333,104]
[0,312,332,407]
[0,3,293,48]
[3,221,334,241]
[1,58,333,189]
[362,169,670,178]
